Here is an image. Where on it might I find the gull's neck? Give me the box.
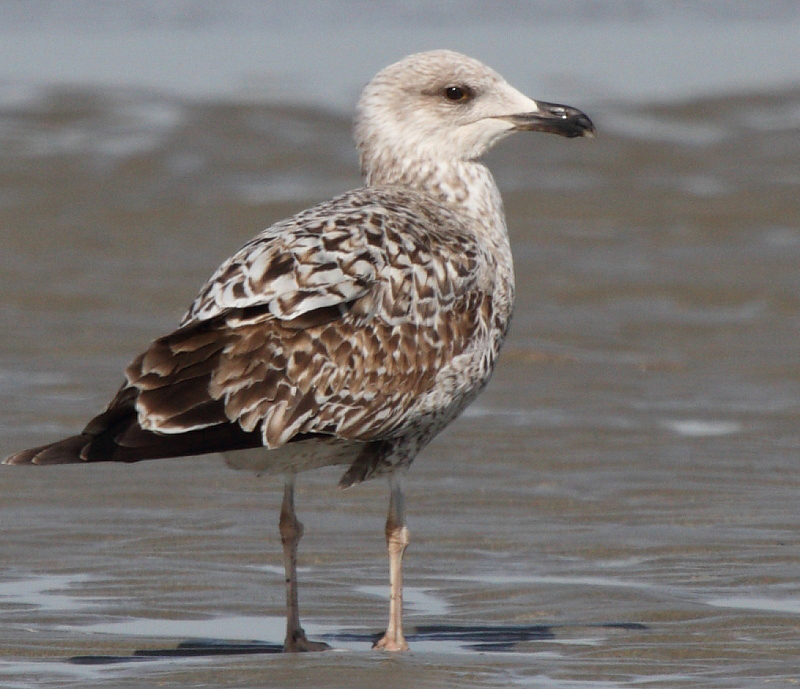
[365,155,511,255]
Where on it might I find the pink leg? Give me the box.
[279,475,330,652]
[373,474,410,651]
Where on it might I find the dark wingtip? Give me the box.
[3,447,40,465]
[4,435,89,465]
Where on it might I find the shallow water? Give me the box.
[1,20,800,689]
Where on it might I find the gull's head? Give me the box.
[355,50,594,182]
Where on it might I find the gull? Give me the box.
[5,50,594,652]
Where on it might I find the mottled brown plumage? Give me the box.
[7,189,500,485]
[5,50,594,651]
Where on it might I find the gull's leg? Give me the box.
[279,474,330,652]
[373,473,410,651]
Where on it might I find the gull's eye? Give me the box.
[443,85,472,103]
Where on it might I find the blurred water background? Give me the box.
[1,2,799,688]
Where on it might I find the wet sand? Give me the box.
[1,87,799,688]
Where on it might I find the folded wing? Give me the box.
[5,189,491,470]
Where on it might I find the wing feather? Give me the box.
[7,188,498,470]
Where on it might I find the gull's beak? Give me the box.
[504,100,595,138]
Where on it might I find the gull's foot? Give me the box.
[283,629,331,653]
[373,632,409,652]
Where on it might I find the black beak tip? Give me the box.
[569,113,596,138]
[510,102,596,139]
[543,103,595,138]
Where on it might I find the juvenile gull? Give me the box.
[5,50,594,652]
